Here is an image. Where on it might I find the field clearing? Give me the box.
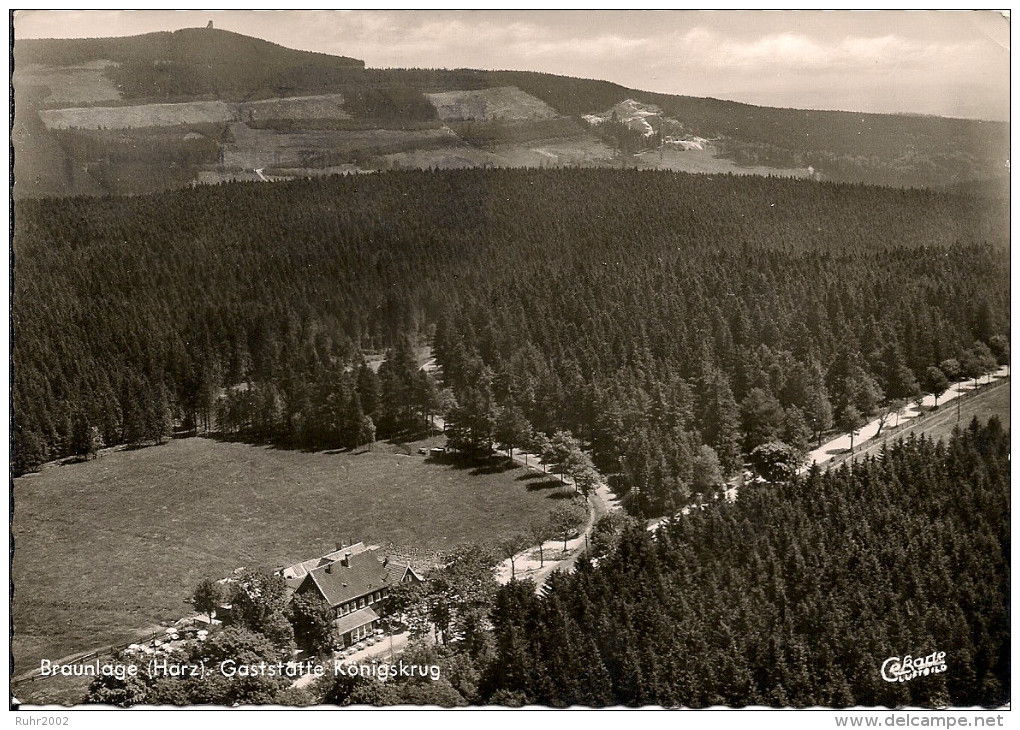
[632,147,813,178]
[196,166,370,185]
[264,165,366,178]
[12,436,564,676]
[13,108,102,199]
[40,100,236,130]
[240,94,350,122]
[427,86,559,122]
[382,134,617,171]
[222,123,460,169]
[492,137,617,167]
[382,146,505,170]
[449,117,587,148]
[37,94,353,131]
[13,61,122,106]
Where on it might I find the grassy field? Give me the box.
[632,147,813,178]
[37,94,351,131]
[39,100,237,130]
[12,434,566,678]
[241,94,350,123]
[14,61,123,106]
[222,122,460,170]
[427,87,558,122]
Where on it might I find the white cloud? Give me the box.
[672,27,981,74]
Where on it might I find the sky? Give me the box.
[12,9,1011,121]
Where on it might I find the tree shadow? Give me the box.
[547,488,578,500]
[425,451,515,475]
[470,457,517,476]
[385,422,441,444]
[526,478,564,492]
[205,431,363,456]
[388,441,414,456]
[517,472,550,482]
[122,441,170,452]
[425,451,474,470]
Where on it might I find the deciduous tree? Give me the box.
[289,591,339,656]
[837,405,864,453]
[549,500,587,553]
[749,441,801,484]
[740,387,784,455]
[192,578,222,623]
[921,366,949,408]
[229,568,295,656]
[497,531,532,581]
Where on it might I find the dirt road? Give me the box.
[841,378,1010,466]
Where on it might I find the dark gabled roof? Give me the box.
[334,606,380,635]
[283,543,376,593]
[299,549,419,608]
[282,542,370,581]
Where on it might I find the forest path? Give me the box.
[490,456,616,590]
[644,367,1011,534]
[804,366,1009,469]
[424,373,620,590]
[840,376,1010,466]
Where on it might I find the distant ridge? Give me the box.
[12,28,1010,197]
[17,26,364,68]
[16,27,364,101]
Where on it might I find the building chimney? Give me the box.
[325,563,332,574]
[383,556,389,568]
[342,552,351,567]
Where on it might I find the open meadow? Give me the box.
[12,435,565,677]
[632,146,813,177]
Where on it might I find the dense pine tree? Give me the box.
[482,420,1010,708]
[12,169,1008,528]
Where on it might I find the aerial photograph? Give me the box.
[9,9,1010,715]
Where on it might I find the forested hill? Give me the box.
[13,170,1010,509]
[13,28,1009,196]
[16,28,365,99]
[488,69,1009,185]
